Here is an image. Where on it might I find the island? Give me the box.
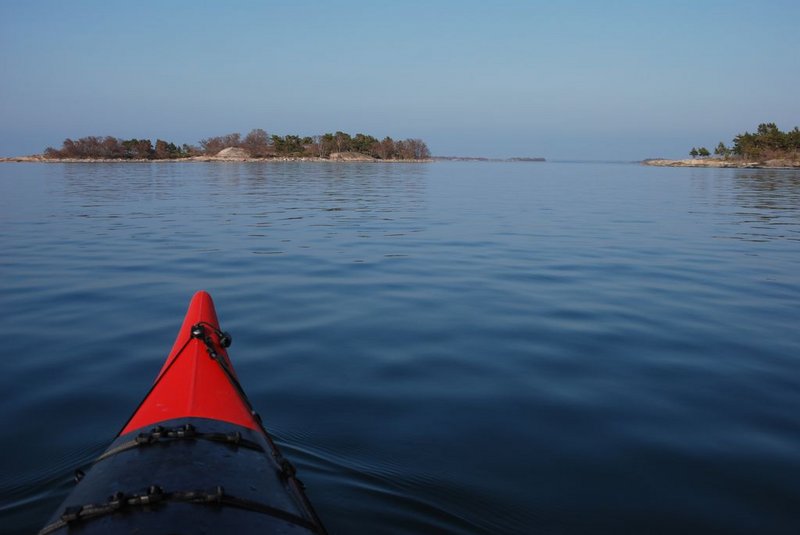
[0,130,432,162]
[644,123,800,169]
[434,156,545,162]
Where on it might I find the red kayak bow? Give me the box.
[121,291,259,434]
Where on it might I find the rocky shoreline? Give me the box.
[643,158,800,169]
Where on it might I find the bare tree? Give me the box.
[199,133,241,155]
[241,129,272,157]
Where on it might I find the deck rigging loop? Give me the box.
[191,321,232,348]
[38,485,323,535]
[93,423,266,465]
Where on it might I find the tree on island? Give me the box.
[240,128,271,157]
[271,134,306,155]
[732,123,800,160]
[689,122,800,162]
[714,142,731,158]
[121,139,154,159]
[154,139,184,159]
[697,147,710,158]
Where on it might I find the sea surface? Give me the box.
[1,161,799,534]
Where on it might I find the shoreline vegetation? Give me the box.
[0,129,432,163]
[643,122,800,169]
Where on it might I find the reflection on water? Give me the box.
[691,168,800,242]
[731,170,800,241]
[59,162,429,261]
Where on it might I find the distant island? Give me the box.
[644,122,800,168]
[434,156,545,162]
[0,130,431,162]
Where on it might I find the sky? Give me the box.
[1,0,799,160]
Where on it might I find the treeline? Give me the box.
[44,136,196,159]
[691,122,800,160]
[43,129,431,160]
[199,129,431,159]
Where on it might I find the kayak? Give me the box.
[40,291,327,534]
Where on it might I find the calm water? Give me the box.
[1,161,799,534]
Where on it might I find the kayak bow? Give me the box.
[41,291,326,534]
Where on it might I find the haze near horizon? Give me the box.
[1,0,798,160]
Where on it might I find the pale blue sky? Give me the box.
[1,0,798,159]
